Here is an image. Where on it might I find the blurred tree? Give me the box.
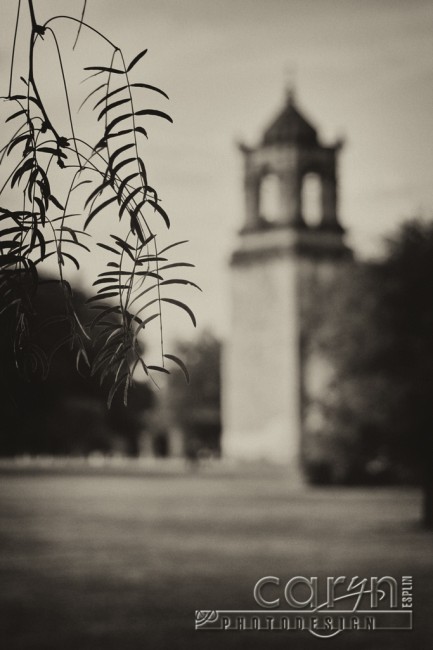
[378,220,433,528]
[0,274,154,456]
[315,219,433,527]
[303,262,392,483]
[161,331,221,460]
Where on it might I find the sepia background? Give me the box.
[0,1,433,648]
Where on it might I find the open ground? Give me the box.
[0,463,431,649]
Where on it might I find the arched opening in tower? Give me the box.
[302,172,322,228]
[259,173,283,224]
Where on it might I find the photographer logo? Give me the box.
[195,575,413,638]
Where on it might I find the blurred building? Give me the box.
[222,88,353,474]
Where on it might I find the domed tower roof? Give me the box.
[262,90,318,146]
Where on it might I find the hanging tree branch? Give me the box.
[0,0,197,403]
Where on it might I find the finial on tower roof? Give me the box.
[284,63,297,103]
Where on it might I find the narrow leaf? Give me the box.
[49,195,64,210]
[97,242,121,255]
[6,109,26,123]
[135,109,173,123]
[78,82,107,111]
[94,83,168,111]
[133,312,160,338]
[37,147,67,158]
[127,48,148,72]
[11,158,34,188]
[90,305,120,327]
[59,252,80,269]
[161,279,201,291]
[84,179,111,209]
[118,172,139,197]
[130,82,169,99]
[147,365,170,374]
[107,143,134,170]
[119,186,143,219]
[159,262,195,271]
[84,195,118,230]
[93,277,119,286]
[159,239,189,254]
[84,65,125,75]
[87,291,118,303]
[7,133,30,156]
[147,199,170,228]
[164,353,190,383]
[107,372,129,409]
[105,113,133,135]
[97,97,131,121]
[161,298,196,326]
[111,157,136,179]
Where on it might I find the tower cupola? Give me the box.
[239,91,344,235]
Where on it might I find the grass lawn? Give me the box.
[0,463,431,649]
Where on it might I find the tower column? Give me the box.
[244,174,260,229]
[280,170,303,226]
[321,171,338,229]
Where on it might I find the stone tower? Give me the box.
[222,89,351,470]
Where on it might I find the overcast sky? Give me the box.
[1,0,433,342]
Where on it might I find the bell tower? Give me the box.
[222,89,351,470]
[241,88,343,232]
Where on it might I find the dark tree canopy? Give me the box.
[0,274,154,456]
[313,219,433,524]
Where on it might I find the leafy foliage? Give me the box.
[0,1,197,404]
[309,219,433,488]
